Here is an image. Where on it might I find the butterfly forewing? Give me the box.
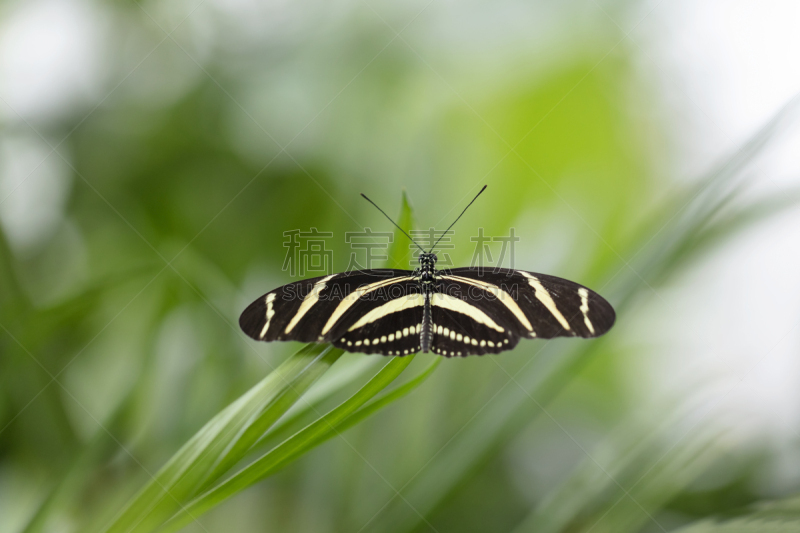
[239,269,415,345]
[440,267,615,341]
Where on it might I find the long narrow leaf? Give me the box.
[253,355,382,451]
[672,493,800,533]
[336,356,441,436]
[160,353,423,532]
[102,343,342,533]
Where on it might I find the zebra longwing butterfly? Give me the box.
[240,186,615,357]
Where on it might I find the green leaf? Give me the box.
[672,493,800,533]
[21,385,139,533]
[665,494,800,532]
[101,343,342,533]
[675,518,800,533]
[386,190,416,270]
[251,355,382,451]
[159,353,431,533]
[336,355,441,436]
[514,419,723,533]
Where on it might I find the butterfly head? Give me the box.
[360,186,485,287]
[419,252,437,267]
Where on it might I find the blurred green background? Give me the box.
[3,0,800,532]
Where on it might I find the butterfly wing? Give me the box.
[240,266,615,357]
[328,284,425,356]
[428,290,520,357]
[239,269,416,346]
[430,268,615,356]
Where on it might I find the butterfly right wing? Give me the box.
[428,276,521,357]
[441,267,615,339]
[239,269,415,344]
[427,267,615,357]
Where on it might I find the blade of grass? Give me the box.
[588,435,721,533]
[335,356,441,436]
[671,493,800,532]
[159,353,427,533]
[513,412,724,533]
[615,96,800,305]
[253,355,383,451]
[251,353,434,461]
[674,517,800,533]
[659,185,800,277]
[510,413,682,533]
[21,384,139,533]
[386,191,415,270]
[101,343,342,533]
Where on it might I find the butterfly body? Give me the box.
[418,252,436,353]
[239,251,615,357]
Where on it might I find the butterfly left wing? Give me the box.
[239,269,416,345]
[327,283,426,356]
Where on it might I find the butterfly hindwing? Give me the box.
[330,288,425,355]
[440,267,615,340]
[239,269,415,344]
[428,297,519,357]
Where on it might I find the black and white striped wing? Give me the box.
[430,268,615,357]
[239,269,423,355]
[329,288,425,356]
[428,287,520,357]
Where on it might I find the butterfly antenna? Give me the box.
[429,185,487,253]
[361,193,425,253]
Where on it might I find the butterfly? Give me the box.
[240,186,615,357]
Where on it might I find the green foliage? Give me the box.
[91,197,435,532]
[161,355,440,533]
[102,344,342,533]
[2,4,800,533]
[673,494,800,532]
